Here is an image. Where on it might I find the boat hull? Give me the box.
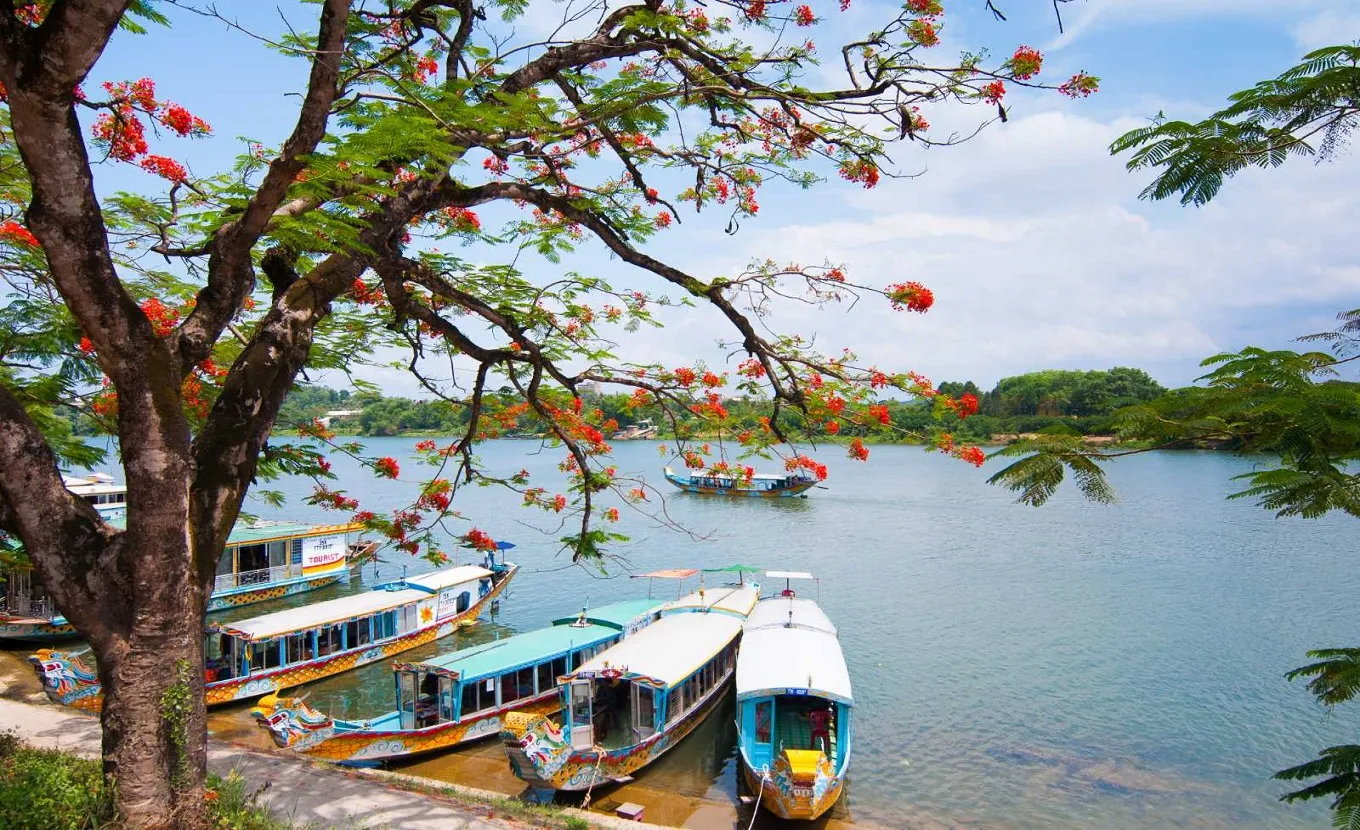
[205,573,346,612]
[740,751,845,820]
[663,475,815,499]
[0,618,78,643]
[30,565,516,712]
[257,693,561,765]
[501,671,732,792]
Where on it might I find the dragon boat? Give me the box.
[735,572,853,820]
[500,581,759,794]
[2,515,376,642]
[30,550,517,712]
[662,466,816,498]
[251,598,664,765]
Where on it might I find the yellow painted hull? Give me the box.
[741,757,845,820]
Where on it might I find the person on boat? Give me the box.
[809,705,832,755]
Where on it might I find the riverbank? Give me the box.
[0,652,658,830]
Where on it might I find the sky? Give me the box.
[77,0,1360,397]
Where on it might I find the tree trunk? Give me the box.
[87,548,210,830]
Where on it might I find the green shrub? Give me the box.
[0,731,116,830]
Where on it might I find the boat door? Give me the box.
[568,679,594,750]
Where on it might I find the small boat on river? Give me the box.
[663,466,816,498]
[500,581,759,793]
[29,552,518,712]
[250,598,664,765]
[735,572,852,820]
[2,517,376,642]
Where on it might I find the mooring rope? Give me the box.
[579,744,607,811]
[746,768,770,830]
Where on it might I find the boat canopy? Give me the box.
[404,621,621,679]
[765,570,814,581]
[215,565,491,641]
[661,584,759,618]
[634,568,698,579]
[735,598,852,705]
[216,587,431,641]
[403,565,494,592]
[568,612,742,689]
[225,520,361,546]
[549,598,664,629]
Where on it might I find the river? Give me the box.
[25,439,1360,828]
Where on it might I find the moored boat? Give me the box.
[663,466,816,498]
[62,473,128,520]
[735,572,852,820]
[1,518,376,642]
[500,582,759,793]
[30,553,518,712]
[251,598,664,765]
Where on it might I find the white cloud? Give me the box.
[1292,12,1360,51]
[1050,0,1358,50]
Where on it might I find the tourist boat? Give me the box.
[1,518,377,642]
[612,419,658,440]
[29,552,518,712]
[662,466,816,498]
[63,473,128,520]
[735,572,852,820]
[500,580,759,793]
[251,598,664,765]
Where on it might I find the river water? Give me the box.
[33,440,1360,828]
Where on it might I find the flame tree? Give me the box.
[0,0,1093,825]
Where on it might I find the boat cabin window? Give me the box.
[632,684,657,740]
[249,639,282,672]
[375,611,398,640]
[345,618,372,648]
[285,632,315,664]
[455,591,471,613]
[204,635,238,682]
[754,700,772,743]
[460,676,496,716]
[500,666,536,705]
[317,624,343,656]
[215,549,234,579]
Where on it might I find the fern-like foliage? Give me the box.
[985,435,1117,507]
[1286,649,1360,707]
[1276,745,1360,808]
[1110,45,1360,205]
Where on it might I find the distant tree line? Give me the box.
[256,366,1167,442]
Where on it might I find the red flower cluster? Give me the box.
[794,5,815,25]
[93,111,148,161]
[745,0,767,20]
[350,279,385,305]
[1011,46,1043,80]
[1059,72,1100,98]
[847,437,869,461]
[551,494,568,513]
[415,439,438,452]
[139,155,187,183]
[414,56,440,84]
[604,506,621,522]
[907,19,939,47]
[737,358,766,379]
[79,336,96,354]
[311,486,359,511]
[417,480,452,512]
[958,446,986,467]
[838,158,880,188]
[868,404,891,425]
[462,528,498,551]
[139,297,180,337]
[374,457,400,479]
[91,79,211,166]
[886,281,934,313]
[982,80,1006,104]
[654,211,672,229]
[443,206,482,232]
[786,454,830,481]
[0,220,40,248]
[673,367,698,386]
[826,420,841,434]
[483,156,509,176]
[906,0,943,15]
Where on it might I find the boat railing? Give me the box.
[0,594,54,620]
[214,564,295,592]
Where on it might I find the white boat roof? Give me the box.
[63,475,126,495]
[765,570,814,580]
[660,584,759,617]
[666,466,803,482]
[571,612,743,688]
[736,598,852,705]
[219,586,431,640]
[404,565,493,592]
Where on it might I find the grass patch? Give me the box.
[0,732,297,829]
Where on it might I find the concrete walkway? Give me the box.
[0,697,515,829]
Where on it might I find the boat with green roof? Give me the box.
[2,517,376,642]
[250,597,663,765]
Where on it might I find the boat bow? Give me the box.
[29,649,102,711]
[251,693,336,751]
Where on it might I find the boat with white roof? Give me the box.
[250,598,664,765]
[735,571,852,820]
[500,571,758,793]
[2,516,376,642]
[29,548,518,711]
[663,466,817,498]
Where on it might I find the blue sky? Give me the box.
[80,0,1360,395]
